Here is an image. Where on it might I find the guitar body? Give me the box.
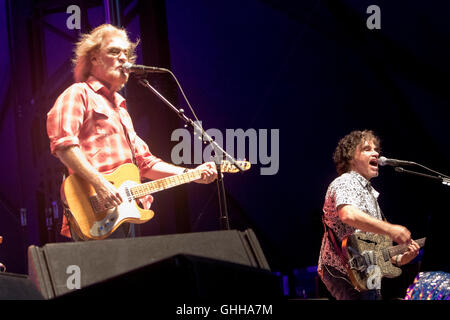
[63,163,154,240]
[342,233,402,291]
[63,160,250,240]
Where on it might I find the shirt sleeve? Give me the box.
[47,84,86,155]
[133,135,163,173]
[333,177,362,209]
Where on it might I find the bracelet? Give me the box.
[395,255,402,267]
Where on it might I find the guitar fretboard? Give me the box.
[129,169,203,199]
[388,237,426,258]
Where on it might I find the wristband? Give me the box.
[395,255,402,267]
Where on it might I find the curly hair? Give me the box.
[72,24,139,82]
[333,130,381,175]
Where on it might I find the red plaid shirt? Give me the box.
[47,76,162,237]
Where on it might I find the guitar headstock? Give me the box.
[220,160,251,173]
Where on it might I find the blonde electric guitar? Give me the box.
[63,161,250,240]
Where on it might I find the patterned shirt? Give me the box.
[47,76,162,237]
[318,171,383,275]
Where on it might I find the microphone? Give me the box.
[121,62,167,74]
[378,156,415,167]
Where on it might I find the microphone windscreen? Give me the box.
[121,62,133,70]
[378,156,388,166]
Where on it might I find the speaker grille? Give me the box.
[28,229,270,299]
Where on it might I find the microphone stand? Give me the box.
[394,167,450,187]
[137,78,245,230]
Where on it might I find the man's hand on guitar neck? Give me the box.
[392,240,421,267]
[193,162,218,184]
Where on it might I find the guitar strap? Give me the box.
[366,182,387,221]
[121,122,137,166]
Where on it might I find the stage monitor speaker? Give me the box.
[28,228,270,299]
[0,272,44,300]
[56,254,282,300]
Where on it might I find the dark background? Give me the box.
[0,0,449,297]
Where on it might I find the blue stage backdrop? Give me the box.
[163,0,450,273]
[0,1,449,282]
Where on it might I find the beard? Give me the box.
[94,56,129,91]
[108,68,129,86]
[100,67,129,91]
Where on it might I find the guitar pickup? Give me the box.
[361,250,377,266]
[357,236,378,245]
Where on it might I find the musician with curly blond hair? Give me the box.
[47,24,217,240]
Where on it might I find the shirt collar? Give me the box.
[348,170,370,187]
[348,170,379,198]
[86,76,126,109]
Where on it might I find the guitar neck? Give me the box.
[129,169,203,199]
[388,237,426,258]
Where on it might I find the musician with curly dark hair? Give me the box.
[318,130,420,300]
[333,130,381,176]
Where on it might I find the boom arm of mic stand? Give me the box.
[137,79,245,172]
[137,78,242,230]
[394,167,450,187]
